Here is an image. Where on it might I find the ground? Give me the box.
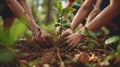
[14,35,120,67]
[1,35,120,67]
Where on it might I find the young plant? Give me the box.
[101,35,120,65]
[55,1,76,38]
[77,28,99,50]
[105,35,120,55]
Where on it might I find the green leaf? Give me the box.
[0,20,27,46]
[55,23,61,27]
[104,54,114,61]
[62,8,69,15]
[87,63,96,67]
[102,26,110,35]
[117,44,120,55]
[105,36,119,45]
[62,8,76,15]
[89,31,97,38]
[62,19,68,24]
[57,1,63,13]
[0,48,15,63]
[28,59,40,67]
[63,23,71,28]
[77,42,86,47]
[88,42,94,50]
[67,7,76,12]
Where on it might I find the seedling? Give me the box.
[105,35,120,55]
[55,1,76,38]
[77,28,99,50]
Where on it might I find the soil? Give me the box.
[1,35,120,67]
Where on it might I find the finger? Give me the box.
[59,38,71,48]
[39,41,45,48]
[45,36,53,48]
[57,37,66,45]
[59,41,69,48]
[40,37,48,48]
[64,44,72,50]
[36,38,42,44]
[68,43,77,51]
[64,40,73,50]
[61,31,70,37]
[44,37,50,48]
[42,36,51,48]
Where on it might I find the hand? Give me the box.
[59,31,84,50]
[55,27,60,34]
[61,28,74,36]
[33,29,53,48]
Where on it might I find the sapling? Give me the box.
[77,28,99,50]
[55,1,76,66]
[55,1,75,38]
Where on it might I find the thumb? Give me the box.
[61,31,71,37]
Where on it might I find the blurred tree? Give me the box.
[76,0,84,4]
[31,0,40,23]
[41,0,57,24]
[27,0,83,25]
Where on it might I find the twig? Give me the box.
[56,47,65,67]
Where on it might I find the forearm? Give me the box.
[85,3,120,31]
[86,0,102,25]
[65,2,74,8]
[18,0,35,20]
[6,0,40,32]
[71,4,92,30]
[86,8,100,25]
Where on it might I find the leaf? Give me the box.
[63,23,71,28]
[91,40,100,47]
[28,59,40,67]
[77,42,86,47]
[88,41,94,50]
[62,19,68,24]
[55,23,61,27]
[57,1,63,13]
[117,44,120,55]
[87,63,96,67]
[89,31,97,38]
[67,7,76,12]
[62,8,76,15]
[105,36,119,45]
[102,26,110,35]
[0,48,15,63]
[62,8,69,15]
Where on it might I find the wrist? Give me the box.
[70,25,74,31]
[77,27,88,36]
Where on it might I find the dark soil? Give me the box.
[1,35,120,67]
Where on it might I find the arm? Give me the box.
[84,0,120,31]
[60,0,120,49]
[61,0,93,36]
[6,0,53,46]
[6,0,39,32]
[70,0,93,30]
[86,0,102,25]
[65,0,75,8]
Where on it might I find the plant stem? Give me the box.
[56,47,65,67]
[59,14,63,39]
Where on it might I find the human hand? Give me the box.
[61,28,74,36]
[55,27,60,34]
[59,31,84,50]
[33,29,53,48]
